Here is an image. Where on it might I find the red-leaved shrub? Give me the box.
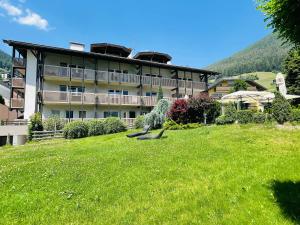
[167,99,188,124]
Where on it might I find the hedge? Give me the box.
[236,110,254,124]
[63,121,89,139]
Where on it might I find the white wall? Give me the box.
[24,50,37,119]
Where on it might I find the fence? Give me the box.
[32,130,64,141]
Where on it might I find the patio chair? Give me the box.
[126,125,151,138]
[137,129,166,140]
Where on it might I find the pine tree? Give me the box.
[157,85,163,102]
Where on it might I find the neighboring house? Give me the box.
[4,40,219,121]
[208,78,267,99]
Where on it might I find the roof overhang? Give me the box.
[3,39,220,75]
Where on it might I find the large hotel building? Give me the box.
[4,40,218,123]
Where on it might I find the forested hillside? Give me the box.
[0,49,11,71]
[206,34,291,76]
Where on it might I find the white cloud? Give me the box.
[0,0,22,16]
[16,9,49,30]
[0,0,50,31]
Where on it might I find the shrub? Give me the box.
[87,119,105,136]
[28,112,43,140]
[167,99,188,124]
[236,110,254,124]
[272,92,292,124]
[188,93,213,123]
[253,112,266,124]
[43,116,65,131]
[291,108,300,122]
[103,117,127,134]
[63,121,89,139]
[163,119,202,130]
[215,115,235,125]
[224,103,237,121]
[134,115,145,129]
[144,111,165,129]
[207,101,222,124]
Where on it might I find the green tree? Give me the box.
[272,92,292,124]
[157,85,163,102]
[257,0,300,46]
[284,47,300,96]
[233,80,247,92]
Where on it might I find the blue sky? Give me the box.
[0,0,271,68]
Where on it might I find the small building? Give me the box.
[208,78,267,99]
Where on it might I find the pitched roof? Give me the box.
[208,77,267,91]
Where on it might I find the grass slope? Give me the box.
[206,34,291,76]
[0,125,299,224]
[235,72,278,91]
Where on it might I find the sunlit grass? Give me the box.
[0,125,299,224]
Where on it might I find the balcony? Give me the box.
[43,91,95,105]
[43,65,206,91]
[13,58,26,68]
[11,98,24,108]
[42,91,176,107]
[12,78,25,89]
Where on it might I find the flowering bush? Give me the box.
[167,99,189,124]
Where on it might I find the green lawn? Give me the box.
[0,125,299,224]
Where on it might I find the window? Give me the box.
[146,92,157,97]
[51,110,60,116]
[60,85,67,92]
[108,90,127,95]
[70,86,84,93]
[129,111,136,118]
[104,112,119,118]
[79,111,86,119]
[66,111,73,119]
[60,62,67,67]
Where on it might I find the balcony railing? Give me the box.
[43,65,206,90]
[13,58,26,67]
[11,98,24,108]
[12,78,25,88]
[43,91,95,105]
[42,91,176,107]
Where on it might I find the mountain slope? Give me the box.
[206,34,292,76]
[0,49,11,72]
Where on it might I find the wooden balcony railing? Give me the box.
[43,65,206,90]
[12,78,25,88]
[43,91,95,105]
[42,91,177,107]
[11,98,24,108]
[13,58,26,67]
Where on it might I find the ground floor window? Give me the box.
[146,92,157,97]
[79,111,86,119]
[51,110,60,116]
[66,110,73,119]
[104,111,119,118]
[129,111,136,118]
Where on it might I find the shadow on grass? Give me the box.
[272,180,300,223]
